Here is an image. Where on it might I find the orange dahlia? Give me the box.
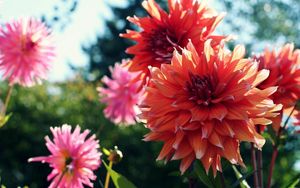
[121,0,225,75]
[140,41,281,176]
[254,44,300,131]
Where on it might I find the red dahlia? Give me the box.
[140,41,281,175]
[254,44,300,131]
[121,0,225,75]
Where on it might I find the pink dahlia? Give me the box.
[28,124,101,188]
[0,18,55,87]
[97,60,144,125]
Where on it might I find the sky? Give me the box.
[0,0,124,82]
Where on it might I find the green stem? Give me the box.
[1,85,13,115]
[104,161,113,188]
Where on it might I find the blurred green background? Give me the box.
[0,0,299,187]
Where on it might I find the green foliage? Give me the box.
[194,162,216,188]
[231,165,251,188]
[0,113,12,128]
[0,80,184,188]
[103,161,137,188]
[220,0,300,52]
[286,177,300,188]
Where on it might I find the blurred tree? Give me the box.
[0,79,185,188]
[219,0,300,52]
[81,0,142,80]
[42,0,79,31]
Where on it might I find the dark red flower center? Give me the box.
[146,28,181,62]
[186,73,216,106]
[21,36,37,52]
[25,40,36,50]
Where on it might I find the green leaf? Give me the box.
[103,161,137,188]
[285,174,300,188]
[168,171,181,177]
[0,113,12,128]
[288,179,300,188]
[194,161,215,188]
[231,165,251,188]
[215,173,223,188]
[266,125,276,145]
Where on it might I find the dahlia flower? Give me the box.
[140,41,281,175]
[97,60,144,125]
[28,124,101,188]
[253,44,300,131]
[0,18,55,87]
[254,44,300,108]
[121,0,225,75]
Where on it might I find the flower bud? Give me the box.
[108,146,123,164]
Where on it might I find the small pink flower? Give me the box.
[0,18,55,87]
[28,124,101,188]
[97,60,144,125]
